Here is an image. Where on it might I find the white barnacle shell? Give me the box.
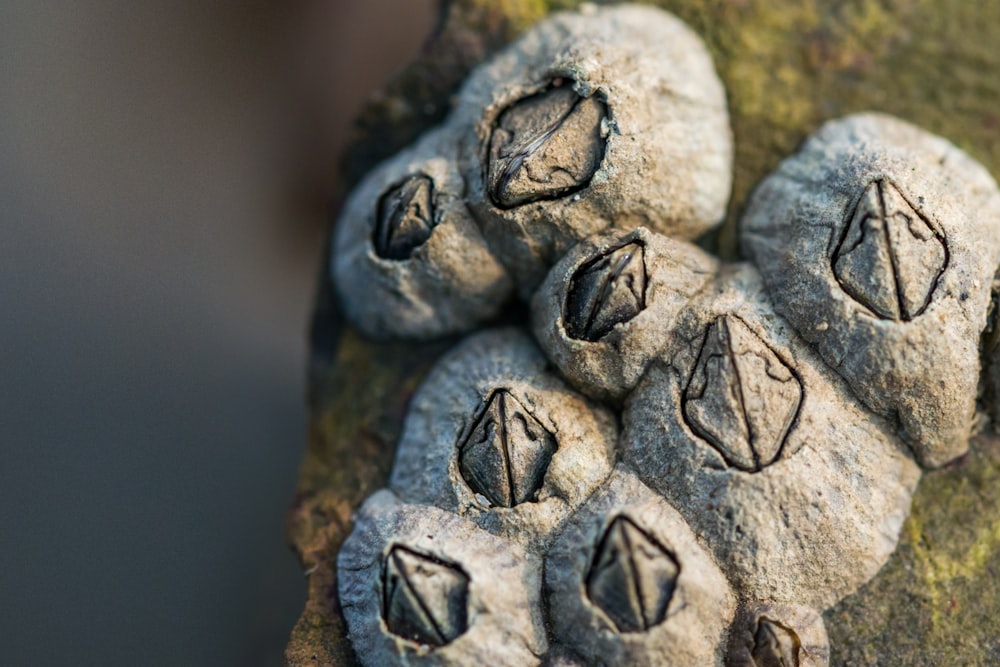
[337,490,547,667]
[531,226,718,404]
[332,125,513,340]
[741,112,1000,467]
[453,3,733,295]
[621,265,922,608]
[390,328,617,553]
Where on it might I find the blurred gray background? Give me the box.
[0,0,434,664]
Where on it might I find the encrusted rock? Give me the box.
[532,227,718,404]
[390,328,617,552]
[621,264,922,608]
[337,490,547,666]
[740,112,1000,467]
[332,125,513,339]
[455,3,732,294]
[544,467,735,666]
[726,603,830,667]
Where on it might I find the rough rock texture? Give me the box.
[288,2,1000,665]
[454,3,732,294]
[726,602,830,667]
[531,226,718,404]
[622,264,922,608]
[389,328,617,552]
[337,490,547,667]
[543,467,735,667]
[741,113,1000,468]
[332,126,513,340]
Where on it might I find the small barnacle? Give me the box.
[457,388,558,508]
[532,228,718,404]
[332,127,513,340]
[486,81,607,209]
[564,241,647,342]
[682,314,802,472]
[585,514,679,633]
[833,178,947,321]
[725,602,828,667]
[381,544,470,647]
[457,4,733,294]
[373,174,436,260]
[751,617,802,667]
[339,491,547,665]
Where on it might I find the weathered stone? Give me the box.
[455,4,732,294]
[332,125,513,340]
[532,227,718,404]
[740,113,1000,467]
[390,328,617,552]
[544,467,735,666]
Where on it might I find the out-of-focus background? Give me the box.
[0,0,434,663]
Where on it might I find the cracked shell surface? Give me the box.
[531,226,718,404]
[337,490,547,667]
[544,466,735,667]
[332,125,513,340]
[622,264,922,608]
[389,327,617,552]
[740,112,1000,467]
[455,3,732,294]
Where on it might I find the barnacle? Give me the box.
[323,4,1000,666]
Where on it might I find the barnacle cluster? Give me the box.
[331,4,1000,665]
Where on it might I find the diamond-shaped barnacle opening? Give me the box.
[751,616,802,667]
[373,174,437,260]
[381,544,470,647]
[585,514,680,634]
[457,388,558,508]
[563,240,647,342]
[681,314,803,472]
[832,178,948,321]
[485,78,608,209]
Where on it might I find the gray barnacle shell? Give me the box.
[621,264,921,608]
[337,490,547,667]
[389,327,617,553]
[740,112,1000,467]
[531,226,719,404]
[543,466,736,667]
[454,3,732,294]
[726,602,830,667]
[332,124,513,340]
